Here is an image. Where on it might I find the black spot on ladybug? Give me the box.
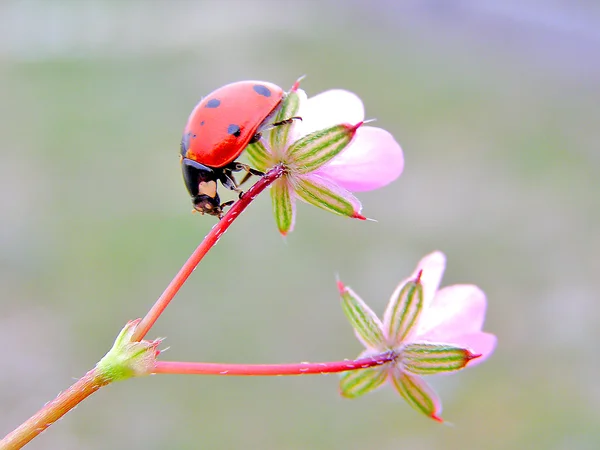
[253,85,271,97]
[200,121,205,126]
[205,98,221,108]
[227,124,241,137]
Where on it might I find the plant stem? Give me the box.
[153,352,395,376]
[131,164,285,342]
[1,165,285,450]
[0,369,110,450]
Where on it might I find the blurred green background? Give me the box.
[1,1,599,449]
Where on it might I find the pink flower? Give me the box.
[337,251,496,422]
[246,84,404,235]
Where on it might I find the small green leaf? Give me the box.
[270,178,295,236]
[338,283,385,349]
[269,90,301,152]
[390,367,443,422]
[246,140,271,173]
[384,278,424,347]
[295,175,362,218]
[402,343,479,375]
[340,366,387,398]
[288,123,358,173]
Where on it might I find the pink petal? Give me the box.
[447,332,497,366]
[412,251,446,311]
[416,284,487,340]
[291,89,364,141]
[314,127,404,192]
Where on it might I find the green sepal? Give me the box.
[295,175,361,218]
[246,140,271,173]
[402,343,477,375]
[339,283,385,349]
[390,367,443,422]
[288,123,357,173]
[384,279,424,347]
[270,178,295,236]
[340,366,387,398]
[96,320,160,382]
[269,90,301,153]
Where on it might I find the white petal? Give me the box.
[315,126,404,192]
[292,89,364,141]
[415,284,487,339]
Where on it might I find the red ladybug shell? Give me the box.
[181,81,284,168]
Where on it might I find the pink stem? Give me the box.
[131,164,285,342]
[153,352,395,376]
[0,369,110,450]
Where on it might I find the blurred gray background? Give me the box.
[1,1,599,449]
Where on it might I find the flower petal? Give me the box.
[340,365,388,399]
[338,281,385,350]
[401,343,480,375]
[444,332,497,366]
[292,89,364,141]
[382,276,424,346]
[270,178,296,236]
[389,367,443,422]
[416,284,487,340]
[411,251,446,311]
[315,127,404,192]
[294,173,364,219]
[246,140,272,172]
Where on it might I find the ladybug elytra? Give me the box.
[180,80,296,218]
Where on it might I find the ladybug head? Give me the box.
[192,194,224,217]
[181,158,229,218]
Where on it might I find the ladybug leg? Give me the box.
[216,201,234,219]
[236,166,266,187]
[237,171,253,187]
[250,116,303,144]
[222,162,264,194]
[269,116,302,128]
[233,163,264,192]
[219,170,242,194]
[230,161,264,178]
[217,161,268,203]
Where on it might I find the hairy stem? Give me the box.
[153,352,395,376]
[0,369,110,450]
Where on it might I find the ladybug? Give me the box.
[180,80,295,218]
